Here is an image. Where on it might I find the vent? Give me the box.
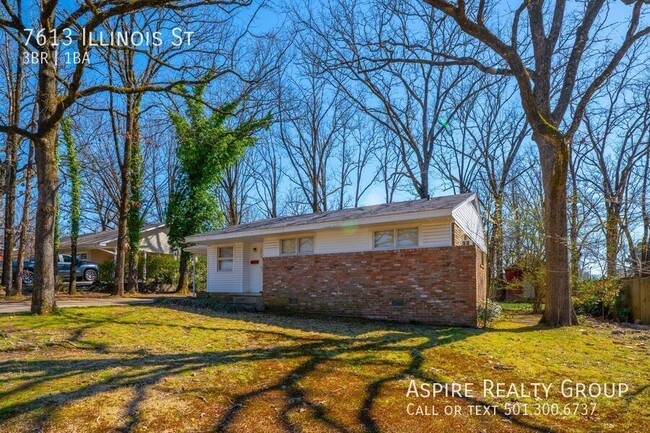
[288,297,299,305]
[391,299,404,307]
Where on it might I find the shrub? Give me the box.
[192,255,207,291]
[98,260,115,282]
[478,300,502,328]
[142,254,179,284]
[573,277,627,320]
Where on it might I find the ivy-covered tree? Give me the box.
[168,84,270,294]
[61,118,81,296]
[127,115,144,294]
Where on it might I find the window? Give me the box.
[299,237,314,253]
[397,228,419,247]
[77,253,87,261]
[374,228,419,249]
[281,237,314,255]
[373,230,394,249]
[217,246,234,271]
[281,239,297,255]
[62,254,72,263]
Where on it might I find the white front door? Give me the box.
[249,243,263,293]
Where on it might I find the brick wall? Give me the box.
[263,245,486,327]
[452,223,464,246]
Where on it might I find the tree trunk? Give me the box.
[126,94,143,295]
[68,243,77,295]
[31,9,59,314]
[641,154,650,276]
[176,251,190,295]
[32,124,59,314]
[113,105,136,297]
[2,129,18,293]
[569,167,581,288]
[113,196,128,296]
[2,33,23,294]
[417,162,429,199]
[127,252,138,294]
[536,134,577,326]
[492,194,504,293]
[604,207,620,278]
[13,142,33,296]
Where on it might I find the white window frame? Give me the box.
[373,227,420,250]
[280,236,315,255]
[216,246,234,272]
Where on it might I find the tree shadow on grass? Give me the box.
[0,303,555,433]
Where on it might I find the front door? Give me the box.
[249,243,263,293]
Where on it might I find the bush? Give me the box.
[142,254,179,284]
[573,277,627,320]
[98,260,115,283]
[192,255,207,291]
[478,300,502,328]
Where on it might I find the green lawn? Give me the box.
[0,300,647,432]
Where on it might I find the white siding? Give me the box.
[451,200,487,252]
[206,242,244,293]
[420,219,453,247]
[262,217,453,257]
[262,238,279,257]
[241,243,250,291]
[315,227,373,254]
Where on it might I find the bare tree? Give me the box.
[445,82,530,288]
[373,129,408,204]
[250,132,284,218]
[0,0,262,313]
[567,138,600,285]
[420,0,650,325]
[631,152,650,276]
[297,0,491,199]
[277,64,350,213]
[0,0,25,293]
[581,69,650,277]
[218,154,256,225]
[12,141,33,296]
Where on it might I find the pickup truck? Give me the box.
[20,254,100,285]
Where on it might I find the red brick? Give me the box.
[262,245,486,327]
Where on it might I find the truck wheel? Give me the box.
[22,270,34,285]
[83,269,98,282]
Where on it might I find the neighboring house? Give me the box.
[59,223,172,265]
[187,193,487,327]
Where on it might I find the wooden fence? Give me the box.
[621,277,650,324]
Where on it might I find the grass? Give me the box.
[0,300,647,433]
[498,302,536,313]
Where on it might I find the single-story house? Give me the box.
[59,223,172,267]
[186,193,487,327]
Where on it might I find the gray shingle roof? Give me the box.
[59,223,165,248]
[189,193,473,239]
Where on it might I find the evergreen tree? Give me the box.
[167,84,270,294]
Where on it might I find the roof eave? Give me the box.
[186,207,454,244]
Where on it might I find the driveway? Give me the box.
[0,297,156,314]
